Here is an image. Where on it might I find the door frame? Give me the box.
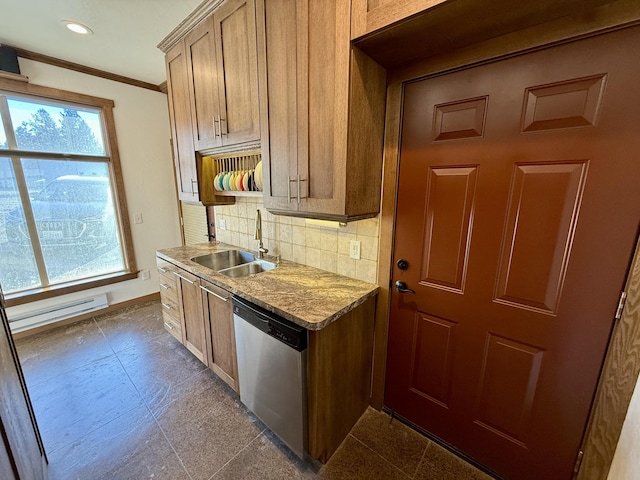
[371,16,640,480]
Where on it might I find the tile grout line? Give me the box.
[206,428,268,480]
[411,440,431,479]
[348,433,413,480]
[101,318,196,480]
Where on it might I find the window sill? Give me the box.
[4,271,139,307]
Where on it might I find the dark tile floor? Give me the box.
[15,300,492,480]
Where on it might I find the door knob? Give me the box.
[395,280,416,294]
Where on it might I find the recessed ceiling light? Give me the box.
[62,21,93,35]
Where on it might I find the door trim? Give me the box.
[372,21,640,480]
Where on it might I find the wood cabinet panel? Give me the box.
[351,0,447,39]
[307,296,376,461]
[174,269,208,364]
[185,17,221,150]
[214,0,260,147]
[165,42,199,203]
[200,280,238,391]
[257,0,386,222]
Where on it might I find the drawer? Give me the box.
[156,257,177,276]
[160,294,180,318]
[162,311,182,341]
[158,273,178,302]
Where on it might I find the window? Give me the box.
[0,80,136,303]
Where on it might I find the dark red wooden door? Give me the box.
[385,26,640,480]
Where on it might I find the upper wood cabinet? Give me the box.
[162,0,260,206]
[165,41,199,203]
[256,0,387,222]
[350,0,447,39]
[186,0,260,151]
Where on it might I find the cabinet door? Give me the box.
[200,281,238,392]
[166,41,199,202]
[213,0,260,147]
[257,0,300,213]
[174,269,208,364]
[185,17,222,151]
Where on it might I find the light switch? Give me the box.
[134,213,143,224]
[219,219,226,230]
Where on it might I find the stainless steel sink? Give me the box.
[218,260,277,278]
[191,250,254,271]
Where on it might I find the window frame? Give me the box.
[0,77,137,307]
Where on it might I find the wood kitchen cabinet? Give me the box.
[165,42,199,203]
[256,0,387,222]
[185,0,260,152]
[156,256,238,390]
[350,0,448,39]
[173,268,209,364]
[200,280,239,391]
[162,0,260,206]
[157,258,184,342]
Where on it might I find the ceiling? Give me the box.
[0,0,204,86]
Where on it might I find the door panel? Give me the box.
[0,287,47,480]
[386,26,640,480]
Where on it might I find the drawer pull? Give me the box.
[160,283,170,290]
[173,271,195,284]
[199,285,229,302]
[164,321,174,330]
[158,267,168,273]
[161,302,172,310]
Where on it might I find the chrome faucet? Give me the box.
[255,209,268,258]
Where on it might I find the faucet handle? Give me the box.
[276,254,281,264]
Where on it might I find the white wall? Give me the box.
[6,58,182,320]
[608,374,640,479]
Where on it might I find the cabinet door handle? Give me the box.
[160,283,170,290]
[288,176,296,203]
[191,178,198,195]
[161,302,172,310]
[158,267,168,273]
[220,117,228,136]
[173,271,195,284]
[297,176,307,204]
[164,321,174,330]
[213,115,221,137]
[199,285,229,302]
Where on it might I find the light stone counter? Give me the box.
[156,242,379,330]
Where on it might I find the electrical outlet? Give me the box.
[219,219,226,230]
[134,213,143,224]
[141,269,150,280]
[349,240,361,260]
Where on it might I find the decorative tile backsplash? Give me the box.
[214,197,380,284]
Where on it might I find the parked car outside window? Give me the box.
[5,175,117,250]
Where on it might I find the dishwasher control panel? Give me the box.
[233,296,307,352]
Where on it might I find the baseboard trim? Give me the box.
[11,292,160,339]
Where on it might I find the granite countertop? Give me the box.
[156,242,379,330]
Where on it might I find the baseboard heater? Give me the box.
[9,294,109,333]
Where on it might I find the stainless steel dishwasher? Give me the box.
[232,296,308,458]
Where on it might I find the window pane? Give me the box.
[0,114,7,149]
[21,159,125,284]
[0,157,41,293]
[8,97,105,155]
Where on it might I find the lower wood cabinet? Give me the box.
[200,280,239,392]
[173,268,209,364]
[156,255,376,461]
[156,256,238,392]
